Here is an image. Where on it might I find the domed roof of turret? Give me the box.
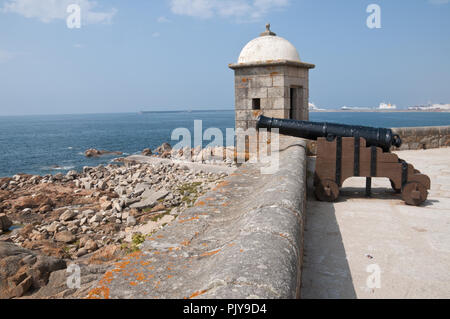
[238,24,301,64]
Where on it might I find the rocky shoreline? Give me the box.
[0,143,232,298]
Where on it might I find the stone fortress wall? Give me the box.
[101,136,308,299]
[391,126,450,151]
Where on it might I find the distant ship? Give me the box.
[378,102,397,110]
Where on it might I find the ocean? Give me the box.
[0,110,449,177]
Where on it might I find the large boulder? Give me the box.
[141,148,152,156]
[155,143,172,154]
[0,214,12,232]
[59,210,76,222]
[130,189,169,210]
[0,242,66,298]
[55,231,76,243]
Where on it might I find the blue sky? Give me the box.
[0,0,449,115]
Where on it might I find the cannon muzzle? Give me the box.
[257,115,402,151]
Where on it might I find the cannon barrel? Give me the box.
[257,115,402,151]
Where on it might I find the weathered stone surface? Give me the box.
[130,189,169,210]
[0,214,12,231]
[0,242,66,298]
[55,231,76,243]
[87,136,307,299]
[392,126,450,151]
[59,210,76,222]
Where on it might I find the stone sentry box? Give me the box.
[229,24,315,131]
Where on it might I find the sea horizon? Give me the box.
[1,108,450,118]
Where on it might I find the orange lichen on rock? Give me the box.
[135,272,146,281]
[187,290,208,299]
[178,216,200,224]
[126,251,143,259]
[87,286,110,299]
[115,260,131,269]
[99,271,115,285]
[181,240,191,247]
[129,282,138,286]
[200,249,221,257]
[195,201,206,207]
[253,110,262,118]
[213,181,230,191]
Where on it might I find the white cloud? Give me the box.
[157,16,171,23]
[1,0,117,24]
[169,0,289,21]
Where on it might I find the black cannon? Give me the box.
[256,115,430,206]
[257,115,402,152]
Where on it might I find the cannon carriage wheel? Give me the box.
[402,182,428,206]
[314,179,340,202]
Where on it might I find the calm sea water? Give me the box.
[0,110,449,177]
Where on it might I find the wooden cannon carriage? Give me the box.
[257,115,431,206]
[314,136,431,206]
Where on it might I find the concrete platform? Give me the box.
[302,147,450,299]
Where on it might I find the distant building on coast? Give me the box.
[408,103,450,111]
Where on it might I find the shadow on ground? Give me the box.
[300,189,357,299]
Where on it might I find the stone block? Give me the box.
[235,88,248,99]
[248,87,268,99]
[235,98,252,110]
[285,76,307,88]
[263,109,287,119]
[267,97,288,110]
[250,76,273,88]
[235,76,250,89]
[268,87,288,98]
